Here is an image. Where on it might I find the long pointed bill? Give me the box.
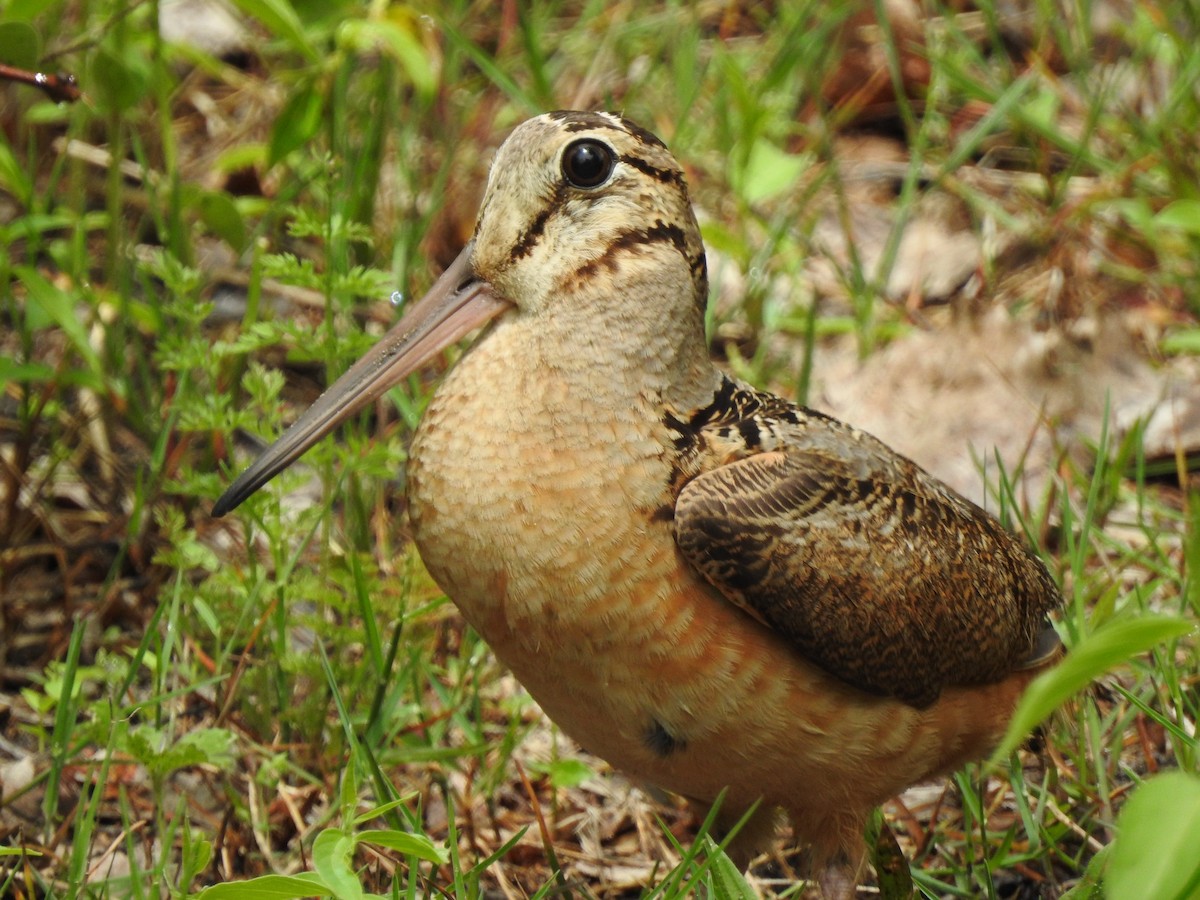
[212,242,509,517]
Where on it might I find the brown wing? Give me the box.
[673,433,1061,707]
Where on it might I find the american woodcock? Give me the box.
[213,111,1062,897]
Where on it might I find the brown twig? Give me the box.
[0,62,82,103]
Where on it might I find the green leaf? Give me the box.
[1155,199,1200,236]
[226,0,317,61]
[123,726,235,778]
[528,757,594,790]
[1057,844,1108,899]
[336,18,435,98]
[1020,85,1061,132]
[14,265,103,376]
[194,872,329,899]
[1106,772,1200,900]
[0,356,55,384]
[354,830,448,865]
[89,41,151,112]
[268,81,324,169]
[991,614,1194,761]
[1106,198,1155,236]
[737,139,807,205]
[184,837,213,878]
[0,138,34,208]
[0,846,42,857]
[24,100,73,124]
[350,795,417,826]
[1161,329,1200,355]
[215,142,268,175]
[703,838,758,899]
[311,829,361,900]
[4,0,58,21]
[177,727,237,768]
[0,22,40,70]
[187,187,248,252]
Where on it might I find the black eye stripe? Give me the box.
[510,181,569,261]
[562,138,616,189]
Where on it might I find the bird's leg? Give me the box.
[795,808,871,900]
[815,856,863,900]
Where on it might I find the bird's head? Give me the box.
[212,111,706,516]
[471,111,707,315]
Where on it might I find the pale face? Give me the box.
[472,111,705,315]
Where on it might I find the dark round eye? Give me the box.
[562,139,615,188]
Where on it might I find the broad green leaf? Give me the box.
[1155,199,1200,236]
[4,0,58,21]
[186,187,248,252]
[184,838,213,878]
[1107,772,1200,900]
[14,265,103,375]
[311,829,360,900]
[991,614,1194,761]
[0,22,40,70]
[738,139,807,205]
[268,81,324,168]
[89,41,151,112]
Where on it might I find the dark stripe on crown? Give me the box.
[547,110,667,149]
[617,117,668,149]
